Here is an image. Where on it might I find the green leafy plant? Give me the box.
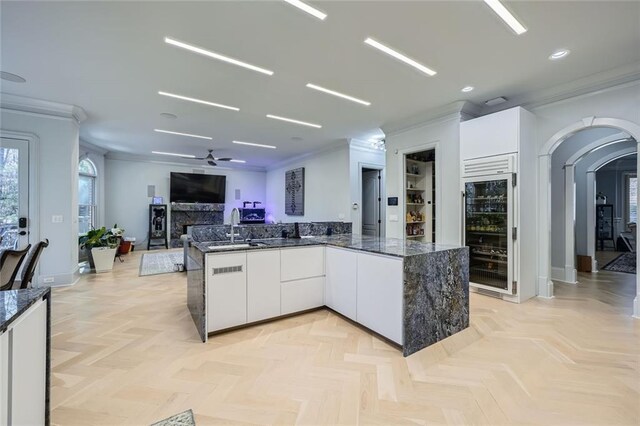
[79,226,119,249]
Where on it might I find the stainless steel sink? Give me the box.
[207,244,251,250]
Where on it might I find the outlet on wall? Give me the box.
[51,215,63,223]
[389,214,399,222]
[43,277,54,283]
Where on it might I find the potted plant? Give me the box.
[79,224,123,273]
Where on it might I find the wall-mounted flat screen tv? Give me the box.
[170,172,226,203]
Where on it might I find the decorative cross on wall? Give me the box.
[285,167,305,216]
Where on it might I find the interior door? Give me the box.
[0,138,29,250]
[362,169,380,237]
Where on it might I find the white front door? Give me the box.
[362,169,381,237]
[0,138,29,250]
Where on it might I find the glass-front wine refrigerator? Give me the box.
[463,174,515,295]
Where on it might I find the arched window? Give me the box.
[79,159,97,234]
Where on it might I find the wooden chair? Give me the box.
[18,239,49,289]
[0,245,31,291]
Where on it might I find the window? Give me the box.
[625,173,637,225]
[79,159,97,234]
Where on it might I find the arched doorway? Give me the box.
[537,117,640,318]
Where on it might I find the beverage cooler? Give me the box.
[462,157,516,295]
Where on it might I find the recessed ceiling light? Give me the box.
[283,0,327,20]
[305,83,371,106]
[230,159,246,163]
[164,37,274,76]
[461,86,474,93]
[364,38,436,76]
[159,91,239,111]
[154,129,212,140]
[266,114,322,129]
[160,112,178,119]
[0,71,26,83]
[233,141,277,149]
[152,151,196,158]
[549,49,570,60]
[291,136,304,141]
[483,0,527,35]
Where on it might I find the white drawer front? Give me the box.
[281,276,324,315]
[280,246,325,282]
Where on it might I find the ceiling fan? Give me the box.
[194,149,232,166]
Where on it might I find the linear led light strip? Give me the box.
[483,0,527,35]
[283,0,326,20]
[154,129,212,140]
[364,38,437,76]
[305,83,371,106]
[266,114,322,129]
[152,151,196,158]
[164,37,274,76]
[233,141,277,149]
[158,91,239,111]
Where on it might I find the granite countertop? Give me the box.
[0,287,50,333]
[193,234,463,258]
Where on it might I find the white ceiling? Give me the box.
[1,1,639,169]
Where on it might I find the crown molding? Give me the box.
[0,92,87,123]
[265,139,348,172]
[382,101,480,137]
[105,151,267,173]
[481,62,640,115]
[79,139,109,156]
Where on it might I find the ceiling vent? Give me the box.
[485,96,508,107]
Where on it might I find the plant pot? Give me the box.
[91,247,117,273]
[118,240,132,255]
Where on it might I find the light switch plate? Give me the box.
[52,215,63,223]
[389,214,398,222]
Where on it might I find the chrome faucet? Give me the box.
[227,208,241,243]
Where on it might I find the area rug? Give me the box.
[139,250,183,276]
[150,409,195,426]
[601,252,636,274]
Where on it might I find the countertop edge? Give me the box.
[0,287,51,334]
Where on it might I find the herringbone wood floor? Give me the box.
[50,250,640,425]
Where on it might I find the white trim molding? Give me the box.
[0,93,87,124]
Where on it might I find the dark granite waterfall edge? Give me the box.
[403,247,469,356]
[187,245,207,342]
[190,221,352,243]
[0,287,52,425]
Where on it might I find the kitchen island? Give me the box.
[187,235,468,356]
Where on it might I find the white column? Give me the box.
[585,171,598,271]
[634,144,640,318]
[537,154,554,298]
[564,164,577,284]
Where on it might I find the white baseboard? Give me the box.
[36,266,80,287]
[537,276,554,299]
[551,266,577,285]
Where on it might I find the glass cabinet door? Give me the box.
[464,178,512,292]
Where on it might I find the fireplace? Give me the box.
[170,203,224,247]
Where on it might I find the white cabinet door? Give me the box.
[281,277,324,315]
[207,252,247,332]
[460,107,520,160]
[325,247,357,320]
[247,249,281,322]
[0,331,7,426]
[10,300,47,426]
[356,253,403,344]
[280,246,325,282]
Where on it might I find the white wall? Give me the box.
[383,113,463,245]
[265,143,350,223]
[349,139,386,234]
[1,109,80,286]
[104,158,267,245]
